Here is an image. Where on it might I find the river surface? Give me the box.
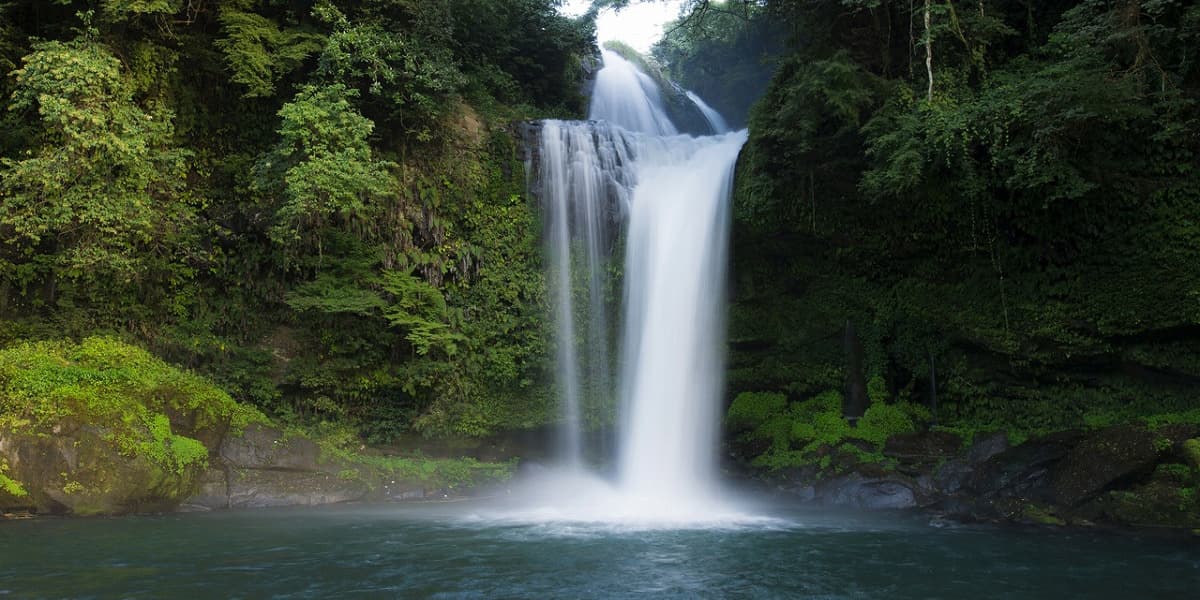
[2,501,1197,599]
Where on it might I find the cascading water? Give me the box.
[539,120,635,466]
[514,48,756,525]
[589,49,678,136]
[685,90,731,135]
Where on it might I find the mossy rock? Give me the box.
[1019,503,1066,527]
[1,420,201,515]
[0,337,266,515]
[1083,479,1200,529]
[1182,438,1200,473]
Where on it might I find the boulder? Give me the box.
[932,432,1010,495]
[1047,425,1160,507]
[1079,477,1200,529]
[0,420,200,515]
[815,472,920,510]
[966,430,1083,500]
[967,431,1010,465]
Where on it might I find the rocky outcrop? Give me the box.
[0,419,201,516]
[182,425,370,511]
[0,418,479,516]
[764,424,1200,531]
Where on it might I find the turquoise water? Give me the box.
[2,502,1197,599]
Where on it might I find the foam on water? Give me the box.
[463,468,790,533]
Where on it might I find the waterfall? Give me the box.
[538,121,636,466]
[589,49,678,136]
[685,90,731,134]
[530,48,746,520]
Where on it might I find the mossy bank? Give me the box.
[0,338,514,516]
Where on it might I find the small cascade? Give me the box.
[685,90,731,134]
[529,45,746,521]
[588,49,678,136]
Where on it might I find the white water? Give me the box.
[539,120,635,465]
[686,90,731,134]
[522,48,748,525]
[589,49,678,136]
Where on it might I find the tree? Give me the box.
[0,31,193,297]
[254,83,395,252]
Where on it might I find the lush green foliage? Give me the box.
[728,388,927,471]
[0,458,27,498]
[0,1,594,442]
[0,337,264,477]
[298,419,515,489]
[718,0,1200,440]
[652,1,785,127]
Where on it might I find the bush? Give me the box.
[731,387,928,472]
[727,391,787,432]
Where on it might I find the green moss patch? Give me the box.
[0,337,267,513]
[729,389,929,472]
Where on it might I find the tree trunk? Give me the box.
[924,0,933,101]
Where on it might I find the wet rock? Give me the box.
[814,472,920,510]
[0,420,200,515]
[966,430,1083,500]
[967,431,1010,465]
[932,459,973,495]
[219,424,321,472]
[182,467,232,511]
[1079,478,1200,529]
[1047,425,1159,507]
[226,469,368,509]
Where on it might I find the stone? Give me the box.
[0,420,200,515]
[182,467,231,511]
[226,469,368,509]
[966,431,1010,465]
[966,430,1083,499]
[815,472,919,510]
[219,424,321,472]
[1047,425,1161,507]
[932,459,974,495]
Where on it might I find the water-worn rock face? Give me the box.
[765,425,1200,531]
[181,425,368,511]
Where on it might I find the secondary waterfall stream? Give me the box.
[529,49,749,522]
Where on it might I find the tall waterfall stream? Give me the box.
[525,49,754,524]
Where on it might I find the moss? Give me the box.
[1100,482,1200,529]
[0,459,26,498]
[0,337,268,513]
[300,420,514,491]
[727,392,788,432]
[1022,504,1066,526]
[1155,463,1194,483]
[1182,439,1200,472]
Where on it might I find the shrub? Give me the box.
[727,391,788,432]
